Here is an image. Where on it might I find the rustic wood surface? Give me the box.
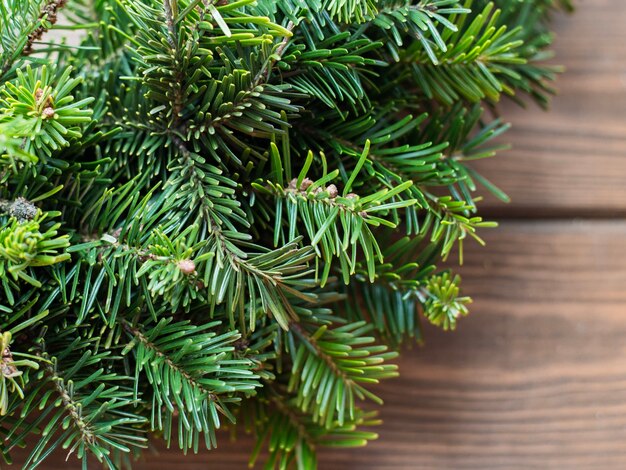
[476,0,626,216]
[21,0,626,468]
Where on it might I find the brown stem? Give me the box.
[122,322,222,407]
[23,0,68,56]
[253,20,296,87]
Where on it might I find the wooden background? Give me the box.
[25,1,626,468]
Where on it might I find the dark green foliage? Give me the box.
[122,318,260,451]
[0,0,569,468]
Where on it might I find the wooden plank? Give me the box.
[20,221,626,468]
[474,0,626,215]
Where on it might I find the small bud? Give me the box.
[288,178,298,190]
[345,193,358,199]
[109,227,122,240]
[42,107,55,119]
[299,178,313,191]
[177,259,196,275]
[34,88,44,101]
[1,347,17,378]
[326,184,338,198]
[8,197,38,222]
[0,362,18,378]
[233,338,250,351]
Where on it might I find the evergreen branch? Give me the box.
[198,229,318,331]
[254,144,418,285]
[321,0,377,23]
[0,65,94,159]
[23,0,67,55]
[419,271,470,330]
[5,331,147,470]
[367,0,470,63]
[74,183,317,330]
[253,20,296,86]
[343,236,472,344]
[0,209,70,304]
[294,104,505,242]
[247,390,381,469]
[288,320,398,428]
[399,3,527,105]
[427,194,496,263]
[0,0,47,77]
[122,318,260,450]
[278,22,385,111]
[480,0,571,107]
[165,134,246,229]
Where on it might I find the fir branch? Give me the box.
[122,318,260,450]
[23,0,67,55]
[43,358,97,446]
[247,389,381,469]
[253,20,295,86]
[122,321,222,405]
[7,334,147,470]
[162,0,179,51]
[288,320,398,427]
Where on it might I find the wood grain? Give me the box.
[475,0,626,215]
